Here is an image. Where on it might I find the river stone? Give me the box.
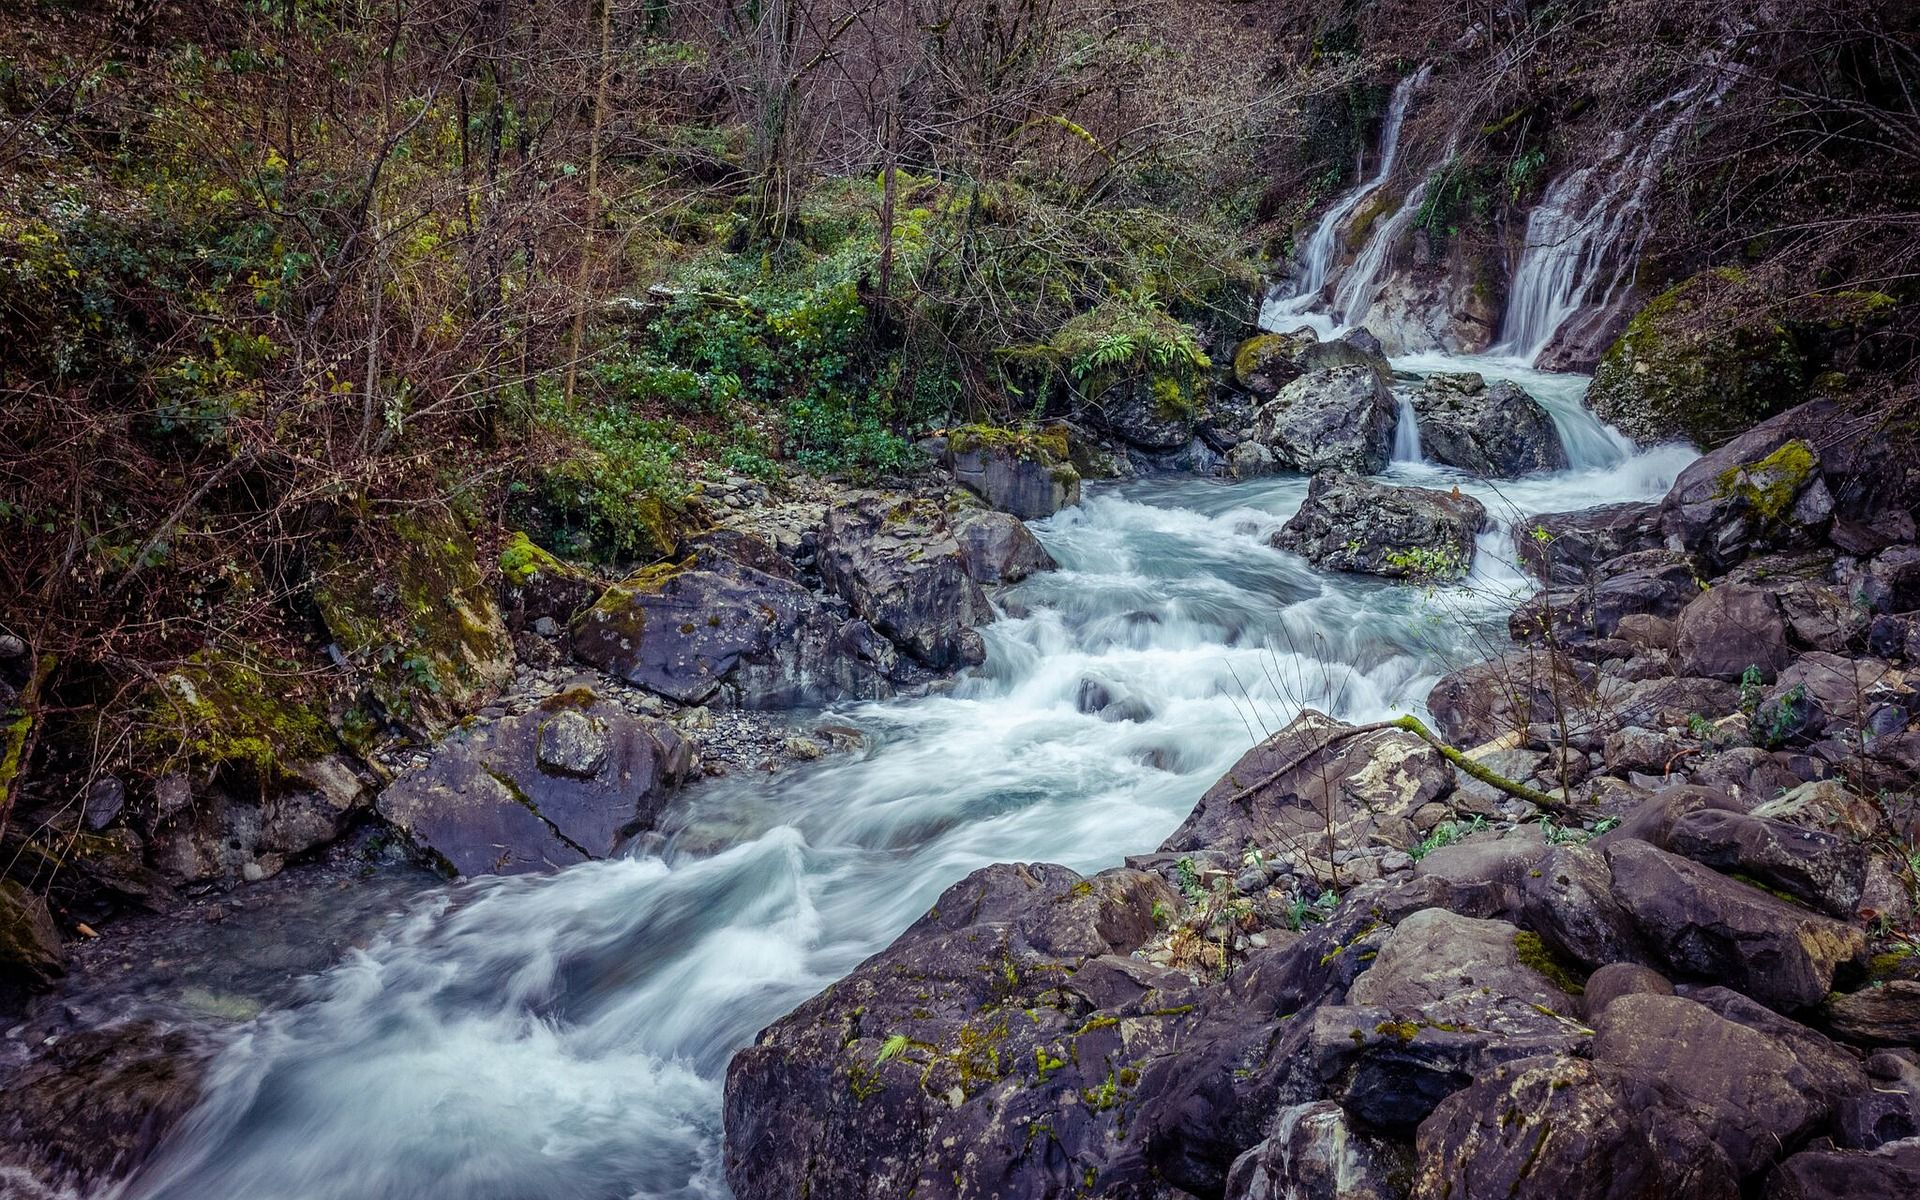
[1223,1101,1405,1200]
[1836,1053,1920,1149]
[1254,365,1395,475]
[817,493,991,670]
[1591,993,1846,1176]
[1425,651,1592,748]
[145,754,373,888]
[571,555,897,707]
[1519,501,1663,586]
[1604,838,1865,1011]
[1162,710,1452,865]
[1667,807,1865,917]
[1826,981,1920,1044]
[1410,1055,1739,1200]
[1581,962,1674,1019]
[1754,651,1911,745]
[1510,550,1700,646]
[1765,1140,1920,1200]
[949,505,1055,585]
[1674,583,1791,682]
[1223,440,1277,478]
[1657,405,1837,572]
[1518,843,1651,971]
[376,692,690,876]
[1271,473,1486,579]
[1410,372,1568,476]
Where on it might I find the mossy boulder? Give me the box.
[1,879,64,996]
[312,510,514,736]
[499,531,603,631]
[945,424,1080,519]
[1586,270,1890,448]
[135,650,337,783]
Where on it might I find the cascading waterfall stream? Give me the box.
[94,61,1710,1200]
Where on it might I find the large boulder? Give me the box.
[1667,807,1866,918]
[1765,1140,1920,1200]
[498,531,602,632]
[1254,366,1396,474]
[1425,652,1592,748]
[1162,710,1452,868]
[1411,1055,1739,1200]
[1088,373,1203,452]
[1410,372,1568,476]
[948,504,1056,585]
[1231,330,1391,398]
[1519,843,1650,971]
[572,553,899,707]
[1510,550,1700,646]
[1675,583,1792,682]
[1604,838,1865,1011]
[1271,473,1486,580]
[945,425,1081,520]
[1751,651,1912,746]
[375,691,690,876]
[1826,981,1920,1045]
[145,753,373,887]
[1518,502,1663,586]
[818,494,993,670]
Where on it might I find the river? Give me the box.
[100,344,1693,1200]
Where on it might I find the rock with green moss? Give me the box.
[499,532,603,631]
[1231,330,1390,398]
[1271,473,1487,580]
[1088,370,1206,453]
[571,544,900,707]
[374,689,690,877]
[1658,406,1839,572]
[1587,270,1810,447]
[312,510,514,736]
[945,425,1081,520]
[1,879,64,997]
[136,650,336,783]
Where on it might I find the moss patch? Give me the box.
[137,649,335,780]
[1713,439,1818,522]
[1513,930,1587,996]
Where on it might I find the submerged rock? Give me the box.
[1271,473,1486,579]
[1254,366,1395,474]
[375,690,690,876]
[1410,372,1568,476]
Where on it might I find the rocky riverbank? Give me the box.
[721,398,1920,1200]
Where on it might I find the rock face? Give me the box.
[1519,501,1663,585]
[571,553,899,707]
[946,426,1081,519]
[498,531,602,632]
[1410,372,1568,476]
[1225,1101,1405,1200]
[1271,473,1487,579]
[1254,366,1396,474]
[817,494,993,670]
[375,691,690,876]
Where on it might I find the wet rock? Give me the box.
[1604,838,1865,1011]
[146,754,373,888]
[82,776,126,830]
[1511,550,1699,646]
[1667,807,1866,918]
[0,1022,212,1194]
[1410,372,1568,476]
[572,556,897,707]
[1763,1136,1920,1198]
[1675,583,1792,682]
[1519,843,1650,972]
[375,692,690,876]
[1581,962,1674,1019]
[1518,501,1664,585]
[1826,981,1920,1045]
[1223,440,1277,478]
[1254,366,1395,475]
[0,879,64,996]
[1224,1101,1405,1200]
[818,494,992,670]
[1272,473,1487,580]
[1592,992,1855,1175]
[946,426,1080,519]
[1410,1055,1739,1200]
[1426,652,1591,748]
[949,504,1055,585]
[1087,372,1202,452]
[1163,711,1452,863]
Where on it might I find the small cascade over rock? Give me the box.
[1261,68,1429,338]
[1392,393,1424,464]
[1495,68,1734,367]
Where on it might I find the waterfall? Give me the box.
[1261,68,1429,336]
[1496,69,1734,363]
[1391,393,1424,463]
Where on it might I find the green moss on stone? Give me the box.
[1513,930,1587,996]
[1713,439,1818,522]
[499,531,565,587]
[138,650,335,779]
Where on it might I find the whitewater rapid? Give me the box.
[105,352,1693,1200]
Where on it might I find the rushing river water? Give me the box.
[99,346,1695,1200]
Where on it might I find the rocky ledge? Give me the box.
[722,397,1920,1200]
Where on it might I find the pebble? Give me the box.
[533,616,560,638]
